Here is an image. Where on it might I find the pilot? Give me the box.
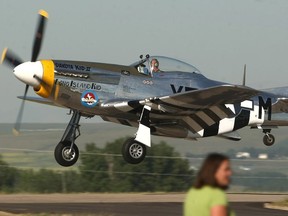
[150,58,161,73]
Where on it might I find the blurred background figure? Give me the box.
[184,153,235,216]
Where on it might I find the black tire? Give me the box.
[122,138,146,164]
[54,141,79,167]
[263,134,275,146]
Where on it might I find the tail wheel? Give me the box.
[122,138,146,164]
[54,141,79,167]
[263,134,275,146]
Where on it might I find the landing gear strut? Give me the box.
[262,129,275,146]
[54,110,81,167]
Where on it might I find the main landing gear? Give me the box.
[122,138,147,164]
[54,106,151,166]
[121,105,151,164]
[262,129,275,146]
[54,110,81,167]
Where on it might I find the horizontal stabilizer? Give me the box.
[271,98,288,113]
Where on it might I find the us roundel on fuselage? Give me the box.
[81,90,99,108]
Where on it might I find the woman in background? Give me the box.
[184,153,235,216]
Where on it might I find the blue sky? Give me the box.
[1,0,288,123]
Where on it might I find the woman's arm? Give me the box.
[211,205,227,216]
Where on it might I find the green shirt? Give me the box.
[184,186,235,216]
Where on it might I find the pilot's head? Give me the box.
[151,59,160,72]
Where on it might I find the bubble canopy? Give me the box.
[131,56,201,74]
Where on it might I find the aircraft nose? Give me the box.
[13,61,44,87]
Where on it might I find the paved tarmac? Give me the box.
[0,202,287,216]
[0,194,286,216]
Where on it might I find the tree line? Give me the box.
[0,138,194,193]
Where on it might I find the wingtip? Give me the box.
[39,9,49,18]
[1,48,7,64]
[12,128,20,136]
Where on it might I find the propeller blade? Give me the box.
[1,48,23,68]
[13,84,29,135]
[31,9,48,62]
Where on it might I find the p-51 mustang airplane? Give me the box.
[2,10,288,166]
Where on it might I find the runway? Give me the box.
[0,202,287,216]
[0,194,286,216]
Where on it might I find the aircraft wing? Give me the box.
[17,96,64,108]
[151,85,258,110]
[103,85,258,113]
[102,85,259,133]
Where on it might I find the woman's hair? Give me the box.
[193,153,229,189]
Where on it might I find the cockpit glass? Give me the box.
[131,56,201,75]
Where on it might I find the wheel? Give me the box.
[122,138,146,164]
[263,134,275,146]
[54,141,79,167]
